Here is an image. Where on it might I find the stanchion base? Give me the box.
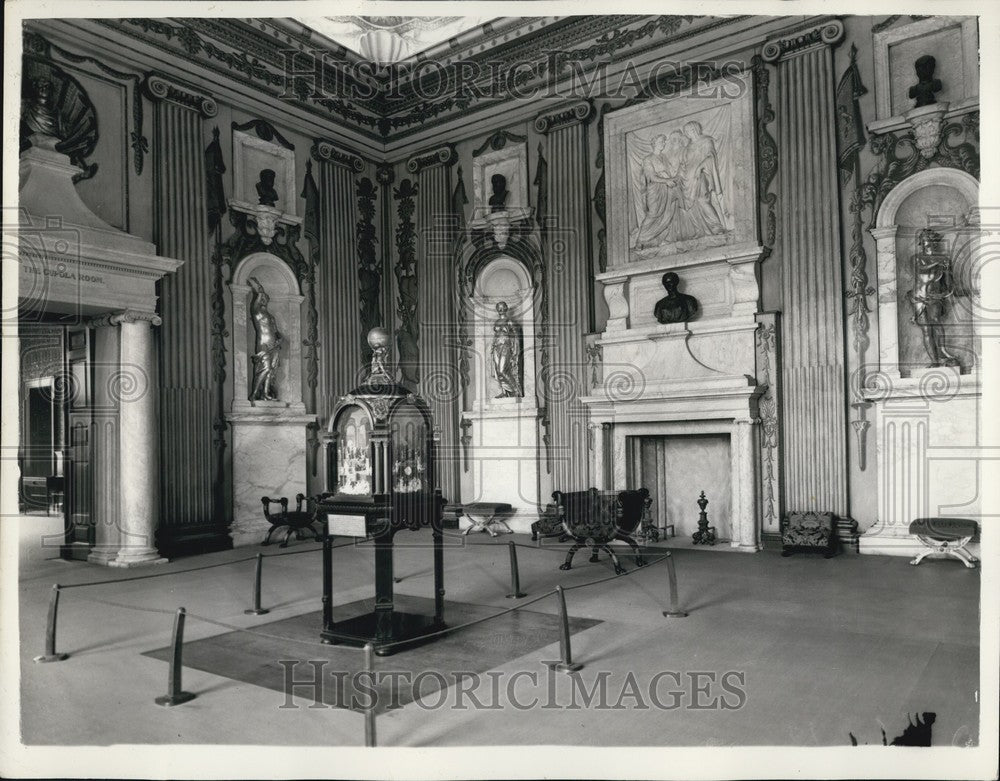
[662,610,689,618]
[546,660,583,673]
[155,691,196,707]
[505,591,527,599]
[244,608,270,615]
[33,653,68,663]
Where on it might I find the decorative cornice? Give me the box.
[232,118,294,150]
[533,100,594,134]
[762,20,844,63]
[406,144,457,174]
[143,71,217,117]
[311,138,365,172]
[90,309,163,328]
[472,129,528,158]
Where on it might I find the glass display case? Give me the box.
[316,328,445,655]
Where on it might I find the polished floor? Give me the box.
[16,518,981,747]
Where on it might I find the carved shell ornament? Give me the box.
[20,55,99,182]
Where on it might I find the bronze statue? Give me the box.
[490,301,523,398]
[366,327,393,383]
[256,168,279,207]
[654,271,699,324]
[909,55,942,108]
[908,228,960,367]
[248,277,283,400]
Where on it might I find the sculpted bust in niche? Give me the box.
[488,173,509,213]
[256,168,279,207]
[654,271,699,324]
[908,55,943,108]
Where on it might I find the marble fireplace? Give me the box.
[582,69,775,550]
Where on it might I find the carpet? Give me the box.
[143,595,601,714]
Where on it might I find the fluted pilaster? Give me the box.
[312,139,364,416]
[145,72,218,542]
[764,21,848,515]
[409,144,460,501]
[535,101,593,492]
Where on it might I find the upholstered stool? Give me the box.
[908,518,979,568]
[461,502,514,537]
[781,511,837,557]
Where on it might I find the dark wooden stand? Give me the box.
[319,492,445,656]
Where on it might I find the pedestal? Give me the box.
[460,400,546,533]
[226,405,313,546]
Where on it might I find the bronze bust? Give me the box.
[653,272,699,324]
[908,55,942,108]
[256,168,279,207]
[488,173,509,213]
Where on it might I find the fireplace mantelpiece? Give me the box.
[582,376,764,552]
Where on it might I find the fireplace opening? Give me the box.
[626,434,732,542]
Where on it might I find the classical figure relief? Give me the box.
[908,228,960,368]
[629,115,731,252]
[248,277,283,400]
[654,271,699,324]
[491,301,523,398]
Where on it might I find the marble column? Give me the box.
[110,312,166,567]
[763,21,849,516]
[87,320,121,565]
[143,73,220,548]
[535,101,594,492]
[409,145,460,502]
[312,139,366,415]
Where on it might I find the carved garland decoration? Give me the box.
[393,178,420,385]
[593,103,612,274]
[756,321,779,527]
[355,176,380,352]
[752,55,778,253]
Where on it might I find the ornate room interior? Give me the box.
[5,9,990,762]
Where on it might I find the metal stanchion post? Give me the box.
[363,642,377,747]
[505,541,526,599]
[546,586,582,673]
[155,608,196,706]
[34,584,69,663]
[245,553,270,615]
[662,551,689,618]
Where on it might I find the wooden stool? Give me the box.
[908,518,979,568]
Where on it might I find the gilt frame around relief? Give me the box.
[604,70,757,271]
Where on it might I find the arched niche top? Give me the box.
[231,251,301,298]
[473,255,534,319]
[875,168,979,229]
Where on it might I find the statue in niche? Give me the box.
[488,173,509,212]
[908,228,960,368]
[490,301,523,398]
[248,277,283,401]
[654,271,699,324]
[256,168,279,207]
[908,55,943,108]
